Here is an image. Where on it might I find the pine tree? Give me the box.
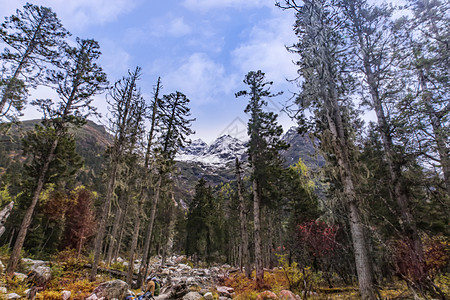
[128,77,162,285]
[405,0,449,193]
[186,178,214,263]
[277,0,378,298]
[339,0,427,288]
[236,70,287,288]
[90,66,145,281]
[0,3,69,120]
[6,38,106,274]
[137,91,194,286]
[235,157,251,277]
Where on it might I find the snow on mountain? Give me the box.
[176,127,321,169]
[176,135,246,167]
[180,139,208,156]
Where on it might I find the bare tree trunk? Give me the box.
[137,176,162,287]
[236,158,251,277]
[127,197,143,285]
[90,161,118,281]
[106,205,123,266]
[252,175,264,288]
[326,92,377,300]
[162,192,177,267]
[114,194,130,262]
[267,210,274,269]
[6,138,58,275]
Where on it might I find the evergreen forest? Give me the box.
[0,1,448,299]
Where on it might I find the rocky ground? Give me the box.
[0,255,243,299]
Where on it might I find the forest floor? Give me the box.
[0,250,448,299]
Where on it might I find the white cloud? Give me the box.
[183,0,269,11]
[231,11,298,84]
[147,14,193,38]
[50,0,139,28]
[163,53,238,106]
[2,0,138,30]
[98,40,131,79]
[168,17,192,37]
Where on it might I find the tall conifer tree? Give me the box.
[236,70,287,288]
[7,38,107,274]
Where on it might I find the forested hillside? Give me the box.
[0,1,448,299]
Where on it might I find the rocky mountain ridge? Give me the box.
[176,126,319,169]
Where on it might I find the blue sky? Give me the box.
[2,0,301,142]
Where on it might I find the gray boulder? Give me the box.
[167,283,189,299]
[28,265,52,287]
[182,291,202,300]
[61,290,71,300]
[91,279,129,299]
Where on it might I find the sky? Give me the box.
[1,0,301,143]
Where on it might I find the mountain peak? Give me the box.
[176,134,246,167]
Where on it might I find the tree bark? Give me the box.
[127,197,143,285]
[90,161,118,281]
[326,91,377,300]
[106,205,123,266]
[114,194,130,262]
[137,176,162,287]
[161,192,177,267]
[252,175,264,288]
[236,158,251,278]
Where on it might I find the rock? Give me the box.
[28,265,52,287]
[256,290,278,299]
[185,277,199,286]
[221,264,231,269]
[168,283,189,299]
[219,297,230,300]
[91,279,129,299]
[21,258,47,270]
[279,290,300,300]
[178,263,192,270]
[0,287,7,293]
[161,268,171,276]
[216,286,234,297]
[13,272,27,281]
[182,291,202,300]
[203,292,214,300]
[85,294,98,300]
[61,290,71,300]
[6,293,21,299]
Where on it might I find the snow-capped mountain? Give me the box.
[173,127,321,204]
[176,135,246,167]
[176,127,322,168]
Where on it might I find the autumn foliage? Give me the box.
[297,221,338,259]
[60,187,97,256]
